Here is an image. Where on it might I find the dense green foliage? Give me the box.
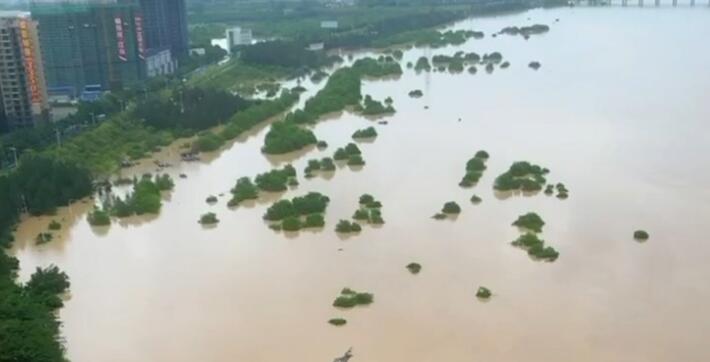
[263,192,330,233]
[254,165,297,192]
[352,194,384,225]
[634,230,650,241]
[328,318,347,326]
[241,40,333,68]
[48,220,62,231]
[511,233,559,261]
[105,175,172,218]
[498,24,550,37]
[206,195,218,204]
[221,91,300,140]
[229,177,259,207]
[87,208,111,226]
[195,132,225,152]
[134,87,250,131]
[512,213,546,233]
[336,220,362,234]
[459,150,489,187]
[476,286,492,299]
[332,288,374,308]
[406,262,422,275]
[442,202,461,215]
[415,56,431,71]
[262,121,317,154]
[359,95,395,116]
[529,61,542,70]
[334,143,362,161]
[199,212,219,225]
[470,195,483,204]
[304,157,336,177]
[409,89,423,98]
[494,161,549,192]
[352,127,378,140]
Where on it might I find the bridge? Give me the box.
[573,0,710,6]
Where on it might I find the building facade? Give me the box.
[226,27,252,51]
[30,0,147,97]
[134,0,188,58]
[145,46,176,77]
[0,11,50,130]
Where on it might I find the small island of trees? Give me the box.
[634,230,650,241]
[359,95,395,116]
[333,288,374,308]
[262,121,317,154]
[406,263,422,274]
[263,192,330,232]
[408,89,423,98]
[328,318,347,326]
[476,286,492,299]
[494,161,549,192]
[529,61,542,70]
[199,212,219,225]
[351,194,385,225]
[352,127,378,140]
[460,150,489,187]
[229,177,259,207]
[512,212,545,233]
[441,201,461,215]
[254,165,297,192]
[336,220,362,234]
[511,233,559,261]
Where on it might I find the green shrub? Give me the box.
[88,208,111,226]
[333,288,374,308]
[317,140,328,149]
[229,177,259,206]
[432,213,447,220]
[494,161,548,192]
[347,155,366,166]
[408,89,423,98]
[634,230,650,241]
[359,194,375,205]
[476,287,492,299]
[470,195,482,204]
[281,216,302,231]
[353,209,370,221]
[304,214,325,228]
[529,61,541,70]
[254,165,297,192]
[360,95,395,115]
[154,174,174,191]
[328,318,347,326]
[195,132,225,152]
[35,233,53,245]
[336,220,361,233]
[321,158,336,171]
[468,66,478,74]
[512,233,559,261]
[262,121,317,154]
[406,263,422,274]
[206,195,218,204]
[512,213,545,233]
[414,56,431,71]
[442,202,461,214]
[199,212,219,225]
[48,220,61,231]
[352,127,378,139]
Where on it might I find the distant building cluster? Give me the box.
[0,0,189,130]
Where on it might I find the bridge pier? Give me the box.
[672,0,677,5]
[638,0,643,6]
[655,0,659,6]
[690,0,695,5]
[622,0,628,5]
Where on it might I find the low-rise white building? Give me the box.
[145,47,177,78]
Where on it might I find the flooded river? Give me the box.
[11,7,710,362]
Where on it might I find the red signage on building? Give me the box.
[134,14,145,60]
[19,19,41,104]
[115,16,127,61]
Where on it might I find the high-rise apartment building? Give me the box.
[135,0,188,58]
[30,0,147,96]
[0,11,49,130]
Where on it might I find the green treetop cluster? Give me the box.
[358,95,395,116]
[229,177,259,207]
[352,194,385,225]
[254,165,297,192]
[304,157,336,178]
[510,212,558,261]
[460,150,489,187]
[512,212,545,233]
[494,161,549,192]
[333,288,374,308]
[263,192,330,232]
[352,127,378,140]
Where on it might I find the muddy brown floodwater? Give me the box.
[11,7,710,362]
